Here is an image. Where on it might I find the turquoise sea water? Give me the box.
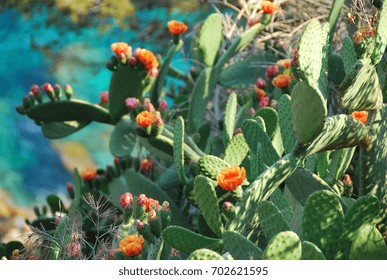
[0,5,206,205]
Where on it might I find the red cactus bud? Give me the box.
[42,83,54,95]
[143,98,155,112]
[255,77,266,89]
[234,128,242,135]
[248,107,256,115]
[256,88,267,101]
[141,159,154,172]
[259,96,270,108]
[114,157,120,166]
[137,194,148,207]
[100,91,109,104]
[129,56,137,66]
[136,220,145,231]
[222,201,234,211]
[66,182,74,192]
[119,192,133,208]
[265,65,279,79]
[248,18,260,27]
[159,99,168,111]
[125,97,139,110]
[64,84,73,100]
[66,242,81,258]
[343,174,353,186]
[150,67,159,77]
[30,84,40,95]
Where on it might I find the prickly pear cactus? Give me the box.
[262,231,302,260]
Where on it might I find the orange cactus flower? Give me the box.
[136,111,155,128]
[167,20,188,35]
[272,74,291,88]
[137,49,159,70]
[217,166,246,191]
[351,111,368,124]
[111,42,132,58]
[119,235,144,257]
[256,88,267,101]
[81,169,97,180]
[276,59,292,69]
[261,1,280,14]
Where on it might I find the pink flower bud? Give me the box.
[137,194,148,207]
[114,157,120,166]
[125,97,139,110]
[41,83,54,94]
[150,67,159,77]
[129,56,137,66]
[248,107,256,115]
[30,84,40,96]
[265,65,279,79]
[259,96,270,108]
[143,98,155,112]
[119,192,133,208]
[234,128,242,135]
[66,182,73,192]
[100,91,109,104]
[136,220,145,231]
[255,77,266,89]
[159,99,168,111]
[55,216,61,224]
[134,48,141,56]
[66,242,81,258]
[222,201,234,211]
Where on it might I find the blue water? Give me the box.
[0,5,206,205]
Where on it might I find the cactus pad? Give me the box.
[291,82,326,144]
[193,175,224,237]
[263,231,302,260]
[302,190,344,259]
[41,121,90,139]
[278,94,296,154]
[223,134,249,166]
[349,224,387,260]
[339,58,383,110]
[173,116,190,185]
[257,201,290,241]
[188,249,224,260]
[373,0,387,64]
[301,241,326,260]
[198,13,223,66]
[223,231,263,260]
[342,36,358,74]
[109,117,136,157]
[224,92,237,143]
[162,226,223,254]
[198,155,230,180]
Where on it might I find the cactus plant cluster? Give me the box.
[5,0,386,260]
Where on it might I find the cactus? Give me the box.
[278,94,296,154]
[173,116,190,185]
[372,0,387,64]
[257,201,290,241]
[291,82,326,144]
[162,226,223,254]
[262,231,302,260]
[223,231,263,260]
[223,92,237,144]
[109,116,137,157]
[301,241,326,260]
[302,190,344,259]
[339,58,383,110]
[349,224,387,260]
[188,249,224,260]
[197,13,223,66]
[193,175,224,237]
[223,134,249,166]
[342,36,358,74]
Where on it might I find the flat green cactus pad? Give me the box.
[198,13,223,66]
[263,231,302,260]
[339,58,383,110]
[187,249,224,260]
[109,117,136,157]
[223,231,263,260]
[41,121,90,139]
[349,224,387,260]
[291,82,326,144]
[301,241,326,260]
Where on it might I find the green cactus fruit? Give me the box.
[339,58,383,110]
[257,201,290,241]
[301,241,326,260]
[41,121,90,139]
[218,53,277,89]
[193,175,224,237]
[188,67,219,132]
[173,116,190,185]
[297,19,324,90]
[223,134,249,166]
[349,224,387,260]
[25,99,112,124]
[223,92,237,144]
[263,231,302,260]
[291,82,326,144]
[302,190,344,259]
[337,195,382,259]
[227,154,299,236]
[278,95,296,154]
[162,226,223,254]
[188,249,224,260]
[294,114,369,157]
[149,40,182,105]
[342,36,358,74]
[122,169,186,226]
[327,53,346,85]
[198,13,223,66]
[147,238,164,260]
[373,0,387,64]
[358,105,386,197]
[223,231,263,260]
[242,119,279,166]
[46,194,66,214]
[108,65,145,122]
[198,155,230,181]
[109,116,137,157]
